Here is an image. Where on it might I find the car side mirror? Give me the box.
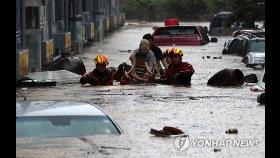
[210,37,218,43]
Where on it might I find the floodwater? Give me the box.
[16,22,265,158]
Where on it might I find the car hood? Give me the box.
[17,135,131,158]
[248,52,265,57]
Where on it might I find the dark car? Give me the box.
[209,11,258,36]
[232,29,265,37]
[152,19,217,46]
[16,100,122,137]
[222,34,265,57]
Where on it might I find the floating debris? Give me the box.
[214,148,221,152]
[189,97,199,100]
[225,128,238,134]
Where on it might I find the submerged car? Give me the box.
[209,11,258,36]
[16,100,122,137]
[241,38,265,67]
[152,19,217,46]
[222,33,265,55]
[232,29,265,37]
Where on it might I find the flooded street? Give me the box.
[16,22,265,158]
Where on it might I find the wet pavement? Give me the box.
[16,22,265,158]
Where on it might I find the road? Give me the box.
[16,22,265,158]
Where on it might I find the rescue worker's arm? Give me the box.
[126,57,136,76]
[80,71,97,85]
[173,63,194,84]
[179,63,195,75]
[80,76,98,85]
[161,58,169,69]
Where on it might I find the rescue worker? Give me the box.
[142,33,168,75]
[162,48,194,85]
[80,54,116,86]
[127,39,158,83]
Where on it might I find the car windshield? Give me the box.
[248,40,265,52]
[16,116,120,137]
[154,26,199,36]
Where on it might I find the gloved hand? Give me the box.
[80,77,87,85]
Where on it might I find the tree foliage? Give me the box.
[123,0,265,21]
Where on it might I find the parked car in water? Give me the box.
[152,19,217,46]
[232,29,265,37]
[16,100,122,137]
[209,11,258,36]
[241,40,265,68]
[222,33,265,60]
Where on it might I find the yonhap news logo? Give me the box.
[173,134,190,151]
[173,135,260,152]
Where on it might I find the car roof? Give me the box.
[233,29,265,38]
[236,34,265,41]
[156,25,199,28]
[16,101,106,117]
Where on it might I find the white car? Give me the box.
[242,38,265,67]
[16,100,123,137]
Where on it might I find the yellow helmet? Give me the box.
[167,48,183,56]
[94,54,109,65]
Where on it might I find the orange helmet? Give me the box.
[166,48,183,56]
[94,54,109,65]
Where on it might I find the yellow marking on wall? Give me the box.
[46,39,54,63]
[19,49,29,76]
[65,32,71,49]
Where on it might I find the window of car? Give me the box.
[16,115,120,137]
[248,40,265,52]
[154,26,199,36]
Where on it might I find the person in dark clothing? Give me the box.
[142,33,168,75]
[162,48,195,86]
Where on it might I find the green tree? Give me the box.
[229,0,265,22]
